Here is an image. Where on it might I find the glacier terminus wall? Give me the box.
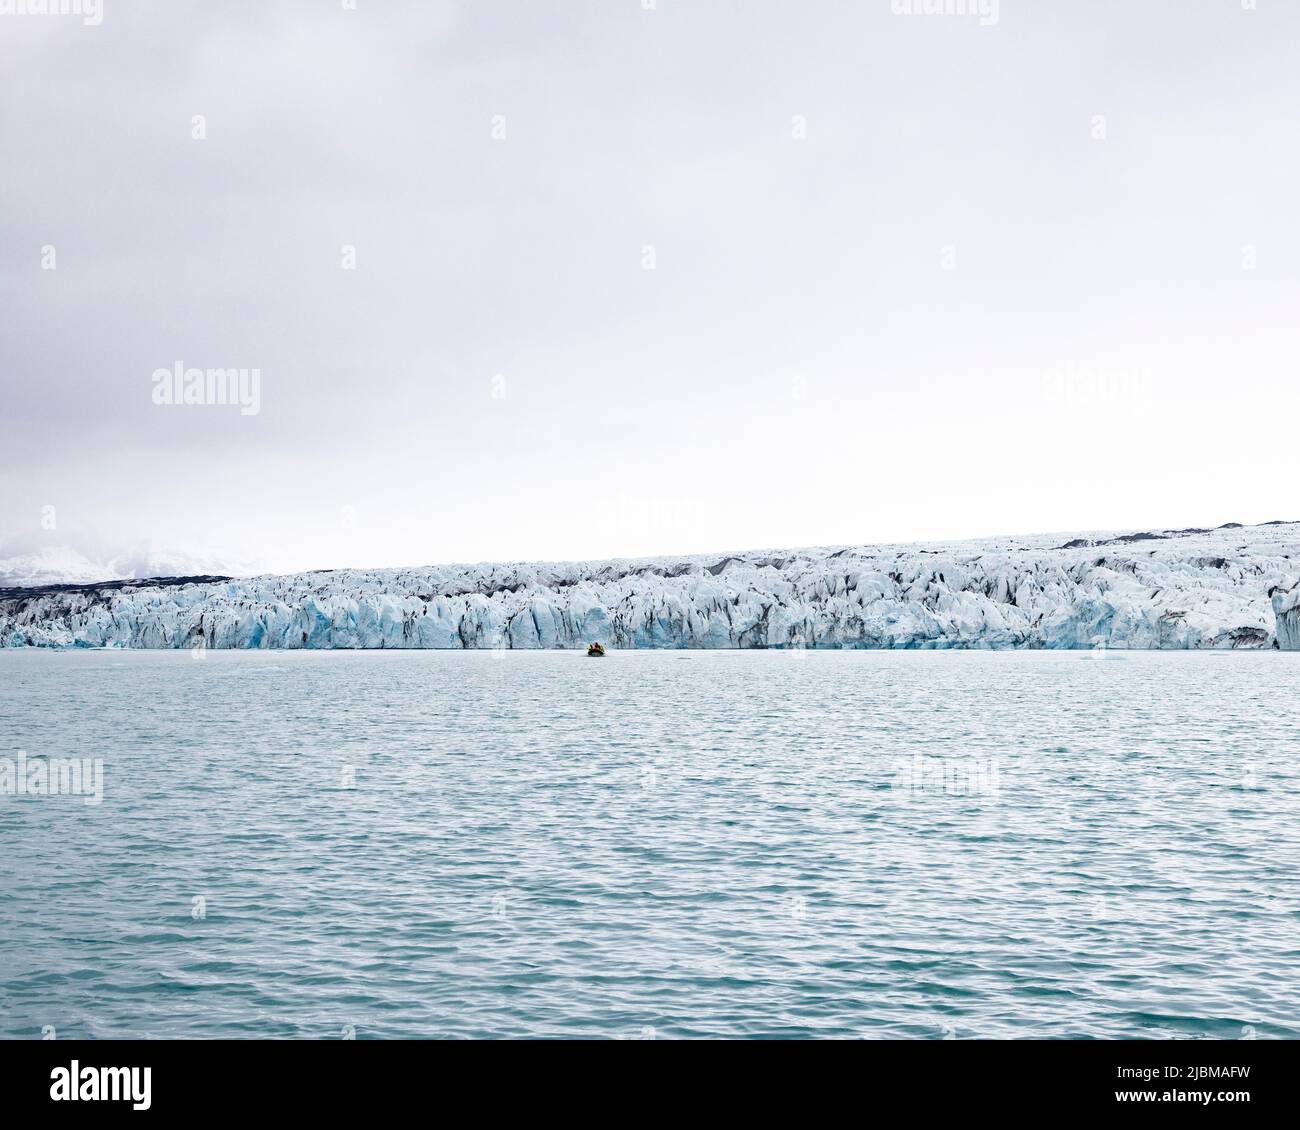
[2,523,1299,651]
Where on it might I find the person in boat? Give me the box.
[587,641,606,656]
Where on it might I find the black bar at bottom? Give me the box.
[6,1037,1294,1117]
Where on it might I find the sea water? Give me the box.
[1,648,1296,1039]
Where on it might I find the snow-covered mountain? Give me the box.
[0,546,116,589]
[0,541,259,589]
[3,522,1300,650]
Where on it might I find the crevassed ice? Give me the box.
[3,524,1299,651]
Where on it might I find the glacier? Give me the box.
[2,523,1299,651]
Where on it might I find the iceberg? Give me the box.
[2,522,1299,651]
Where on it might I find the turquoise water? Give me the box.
[1,648,1297,1039]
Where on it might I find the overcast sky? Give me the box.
[2,0,1298,576]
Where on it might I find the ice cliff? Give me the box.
[1272,580,1300,651]
[2,523,1299,651]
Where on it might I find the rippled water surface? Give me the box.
[2,649,1298,1039]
